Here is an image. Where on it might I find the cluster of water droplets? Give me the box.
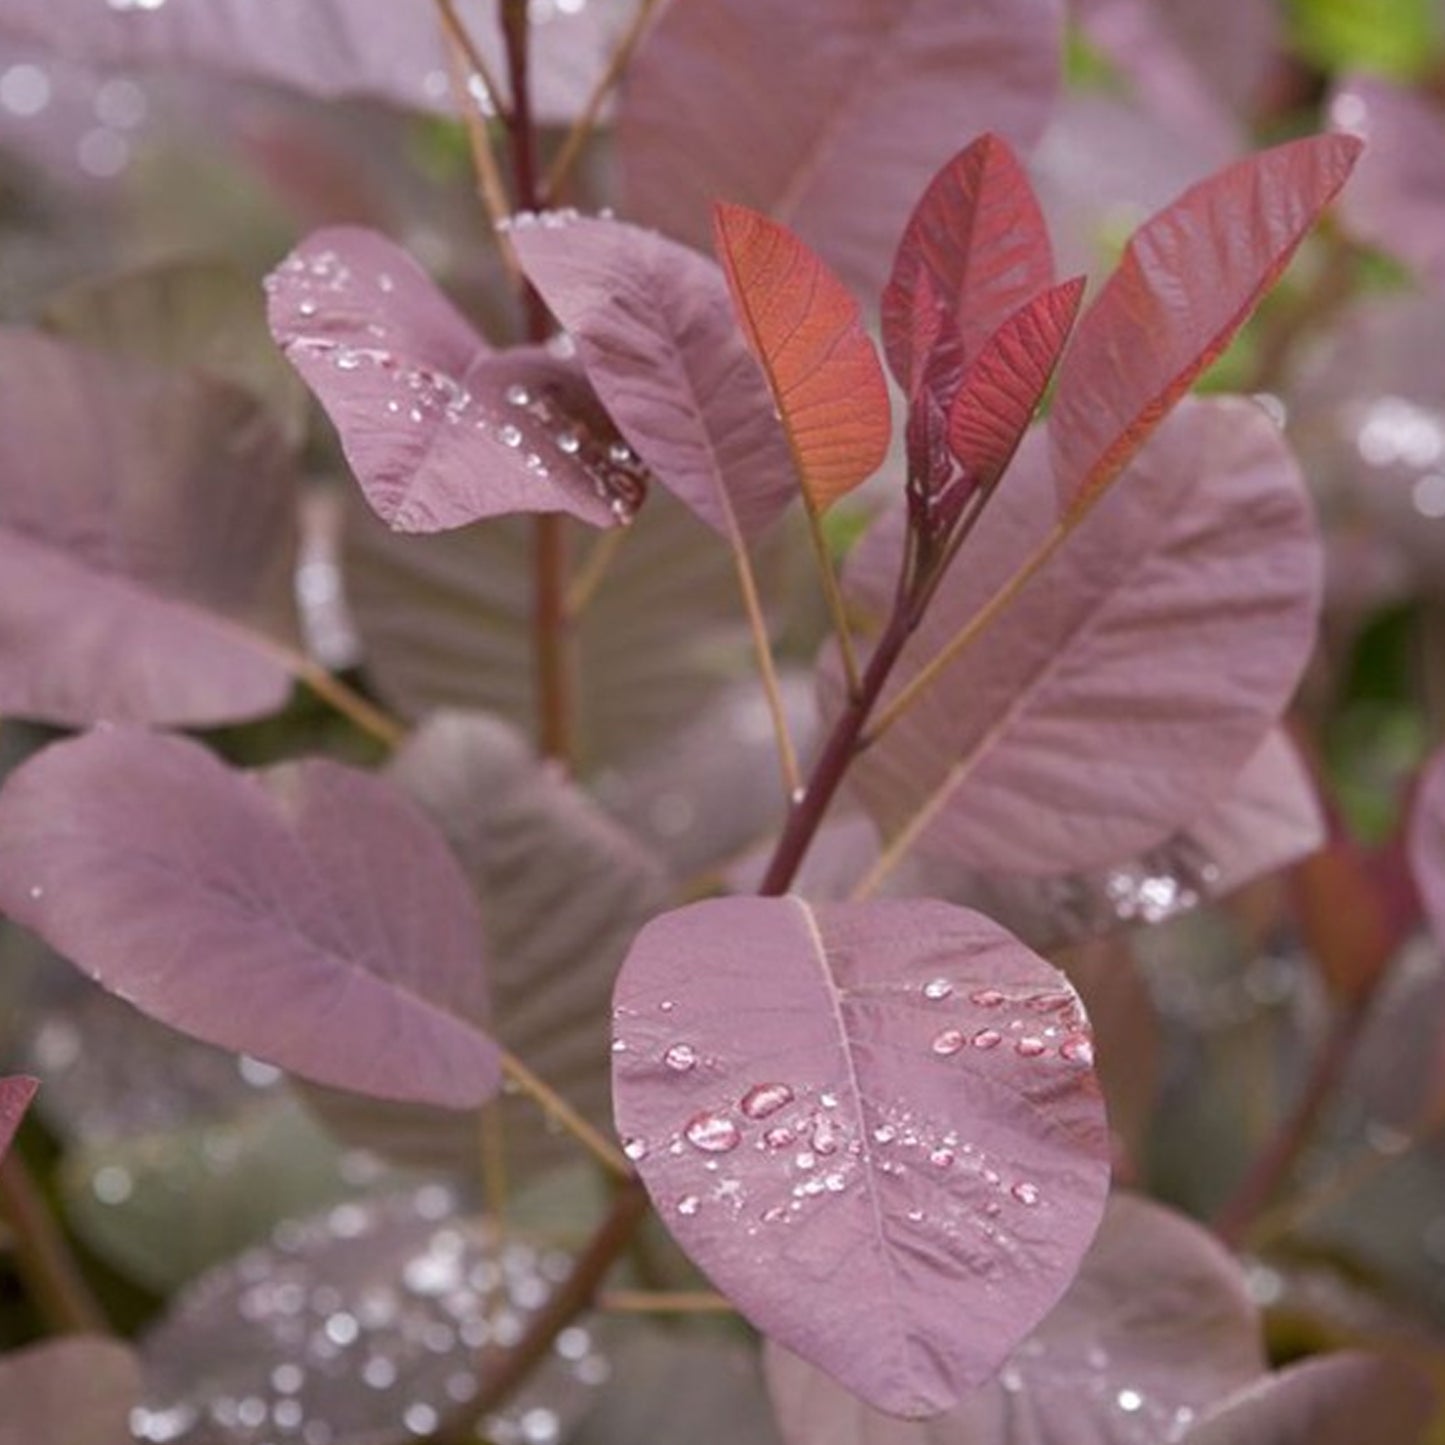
[1352,392,1445,520]
[132,1186,609,1445]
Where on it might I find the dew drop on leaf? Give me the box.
[931,1028,965,1056]
[663,1043,698,1072]
[740,1082,793,1119]
[683,1112,740,1154]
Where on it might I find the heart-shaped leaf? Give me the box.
[267,226,649,531]
[1410,745,1445,955]
[883,134,1056,398]
[0,1337,141,1445]
[611,896,1110,1418]
[513,214,797,542]
[714,204,891,513]
[0,729,500,1110]
[620,0,1063,295]
[765,1192,1265,1443]
[0,1075,38,1162]
[1049,133,1362,509]
[0,330,299,729]
[836,399,1320,877]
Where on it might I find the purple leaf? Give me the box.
[882,135,1056,397]
[0,1075,38,1162]
[0,728,500,1110]
[513,214,797,541]
[267,227,649,531]
[1181,1352,1436,1445]
[0,1337,141,1445]
[612,896,1110,1418]
[1048,134,1362,508]
[765,1192,1264,1443]
[835,399,1320,877]
[1411,746,1445,955]
[0,330,298,729]
[620,0,1063,296]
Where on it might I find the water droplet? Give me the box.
[741,1082,793,1119]
[499,423,523,447]
[506,383,531,406]
[27,884,43,900]
[812,1118,840,1155]
[971,989,1006,1008]
[1117,1388,1144,1413]
[664,1043,697,1072]
[676,1194,700,1216]
[923,978,953,1000]
[872,1124,896,1144]
[762,1125,794,1149]
[932,1028,965,1056]
[1016,1036,1046,1058]
[1060,1035,1094,1065]
[1000,1365,1024,1393]
[404,1403,439,1436]
[1012,1182,1041,1207]
[622,1137,647,1162]
[684,1112,740,1153]
[929,1147,955,1168]
[972,1029,1002,1050]
[557,428,582,454]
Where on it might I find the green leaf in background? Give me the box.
[1288,0,1442,80]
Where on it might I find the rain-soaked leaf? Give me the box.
[1181,1351,1435,1445]
[267,226,648,531]
[1049,133,1362,508]
[0,1336,141,1445]
[611,896,1110,1417]
[305,712,668,1179]
[134,1188,613,1445]
[1409,746,1445,954]
[0,330,299,729]
[0,1074,37,1161]
[0,728,500,1110]
[620,0,1064,295]
[714,204,891,513]
[765,1192,1265,1443]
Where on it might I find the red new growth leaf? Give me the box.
[0,1076,38,1163]
[883,133,1056,398]
[1049,132,1363,510]
[714,203,891,513]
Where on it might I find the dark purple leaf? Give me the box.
[612,896,1109,1417]
[883,135,1056,397]
[620,0,1063,296]
[1411,745,1445,956]
[765,1192,1265,1443]
[0,330,298,729]
[835,399,1320,877]
[0,1336,141,1445]
[513,214,798,541]
[1181,1352,1436,1445]
[0,728,500,1110]
[267,226,648,531]
[0,1075,38,1162]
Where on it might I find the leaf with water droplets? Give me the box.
[513,214,798,542]
[0,329,299,729]
[1180,1352,1436,1445]
[0,1074,38,1163]
[765,1192,1265,1443]
[834,399,1320,877]
[714,204,891,513]
[267,226,648,531]
[0,1337,141,1445]
[0,728,501,1110]
[1049,132,1362,509]
[611,896,1109,1418]
[620,0,1063,296]
[1410,746,1445,958]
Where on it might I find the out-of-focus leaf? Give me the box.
[0,330,298,729]
[135,1189,613,1445]
[0,728,500,1110]
[1049,134,1362,509]
[714,204,890,513]
[765,1192,1264,1443]
[0,1074,37,1162]
[42,256,310,447]
[1290,0,1442,81]
[882,134,1055,397]
[268,226,648,531]
[620,0,1064,296]
[612,896,1109,1417]
[1182,1351,1436,1445]
[837,400,1320,878]
[513,214,797,542]
[1412,747,1445,954]
[0,1336,141,1445]
[306,712,668,1180]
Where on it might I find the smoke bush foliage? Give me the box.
[0,1,1444,1442]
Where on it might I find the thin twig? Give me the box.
[543,0,665,202]
[803,501,861,697]
[500,1051,632,1180]
[479,1102,510,1226]
[731,539,803,797]
[433,0,510,122]
[599,1289,734,1314]
[294,656,407,749]
[565,525,628,617]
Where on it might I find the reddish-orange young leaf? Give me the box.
[713,202,891,513]
[948,275,1085,492]
[1049,133,1363,512]
[883,132,1056,397]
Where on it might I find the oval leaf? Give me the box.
[765,1192,1265,1444]
[0,1337,141,1445]
[0,729,500,1110]
[513,214,797,541]
[883,134,1056,397]
[621,0,1063,295]
[837,399,1320,877]
[714,204,891,513]
[0,330,298,729]
[1049,133,1362,509]
[1410,745,1445,955]
[267,226,648,531]
[0,1075,38,1163]
[611,896,1110,1418]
